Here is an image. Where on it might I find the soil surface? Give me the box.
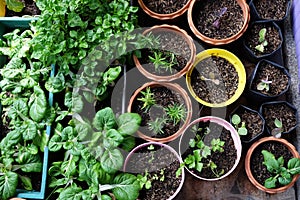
[131,86,186,139]
[142,0,188,14]
[250,141,293,188]
[125,144,182,200]
[190,56,238,104]
[231,108,264,143]
[262,103,297,135]
[245,22,282,56]
[253,0,289,20]
[251,61,289,96]
[193,0,244,39]
[139,31,191,76]
[5,0,40,16]
[181,121,237,179]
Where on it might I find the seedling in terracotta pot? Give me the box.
[164,103,186,125]
[255,28,268,53]
[137,87,156,111]
[261,150,300,189]
[231,114,248,136]
[148,50,178,73]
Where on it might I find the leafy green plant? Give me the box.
[137,87,156,111]
[271,118,283,137]
[255,28,268,53]
[256,76,272,92]
[231,114,248,136]
[47,107,142,200]
[147,117,168,135]
[164,103,186,125]
[177,126,225,178]
[1,0,25,13]
[137,168,165,190]
[148,50,178,73]
[261,150,300,189]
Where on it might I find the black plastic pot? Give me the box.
[259,101,298,137]
[249,0,292,26]
[247,59,291,103]
[229,105,265,145]
[242,20,283,65]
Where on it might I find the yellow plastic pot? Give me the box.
[186,48,246,107]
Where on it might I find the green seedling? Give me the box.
[231,114,248,136]
[271,118,283,138]
[148,50,178,73]
[147,117,167,135]
[257,76,272,92]
[137,87,156,111]
[164,103,186,125]
[255,28,268,53]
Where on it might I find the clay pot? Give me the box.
[187,0,250,45]
[127,81,192,143]
[123,141,185,200]
[186,48,246,107]
[179,116,242,181]
[245,136,300,194]
[138,0,192,20]
[133,24,196,82]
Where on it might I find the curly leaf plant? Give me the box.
[261,150,300,189]
[47,107,142,200]
[177,126,225,178]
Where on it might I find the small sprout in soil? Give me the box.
[212,7,227,29]
[200,72,220,85]
[147,144,155,151]
[164,103,186,125]
[148,50,178,73]
[255,28,268,53]
[231,114,248,136]
[137,168,166,190]
[137,87,156,111]
[261,150,300,189]
[257,76,272,92]
[147,117,168,135]
[176,126,225,178]
[271,118,283,138]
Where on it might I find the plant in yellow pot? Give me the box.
[186,48,246,108]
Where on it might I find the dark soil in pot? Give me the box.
[233,110,264,142]
[139,31,191,76]
[5,0,41,16]
[252,0,289,20]
[193,0,244,39]
[245,23,282,57]
[262,103,297,135]
[125,144,182,200]
[190,56,238,104]
[250,141,293,187]
[142,0,188,14]
[251,61,289,96]
[131,86,186,139]
[182,121,237,179]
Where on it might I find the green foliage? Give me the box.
[148,50,178,73]
[137,87,156,111]
[147,117,167,135]
[231,114,248,136]
[177,126,225,178]
[262,150,300,188]
[271,118,283,137]
[47,107,142,199]
[4,0,25,12]
[255,28,268,53]
[164,103,186,125]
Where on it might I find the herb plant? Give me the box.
[231,114,248,136]
[164,103,186,125]
[147,117,168,135]
[261,150,300,189]
[257,76,272,92]
[148,50,178,73]
[137,87,156,111]
[1,0,25,13]
[255,28,268,53]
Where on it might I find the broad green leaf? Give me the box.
[45,72,65,93]
[6,0,24,12]
[71,94,84,113]
[7,98,28,120]
[75,122,91,141]
[264,176,277,189]
[101,149,123,174]
[111,173,140,200]
[288,158,300,174]
[278,171,292,186]
[93,107,116,131]
[29,86,47,122]
[103,129,124,148]
[19,175,32,190]
[21,120,37,140]
[20,154,42,173]
[117,113,141,136]
[0,171,18,200]
[49,134,63,152]
[58,185,83,200]
[231,114,241,125]
[48,177,69,188]
[119,136,136,152]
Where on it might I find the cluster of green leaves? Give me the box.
[137,168,165,190]
[177,126,225,178]
[231,114,248,136]
[256,76,272,92]
[148,50,178,73]
[255,28,268,53]
[0,29,54,200]
[1,0,25,12]
[47,107,142,199]
[261,150,300,188]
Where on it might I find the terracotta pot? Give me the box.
[138,0,192,20]
[127,81,192,143]
[133,24,196,82]
[245,136,300,194]
[186,48,246,107]
[248,59,291,103]
[187,0,250,45]
[123,142,185,200]
[179,116,242,181]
